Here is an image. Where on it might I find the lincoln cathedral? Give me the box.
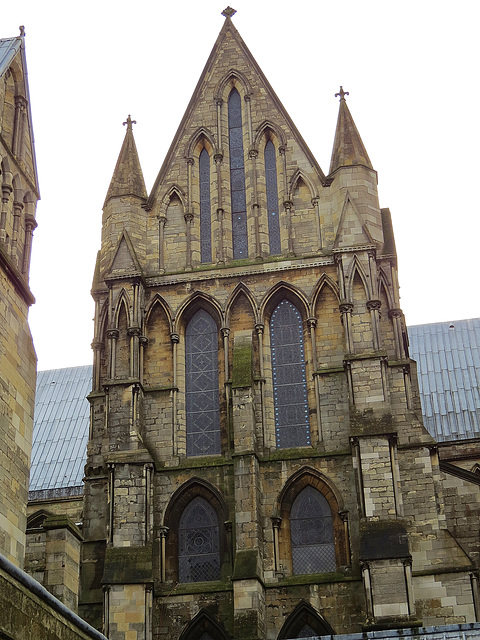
[1,9,480,640]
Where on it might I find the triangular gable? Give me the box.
[106,231,142,279]
[146,16,326,210]
[334,191,374,248]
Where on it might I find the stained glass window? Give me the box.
[186,310,220,456]
[270,300,310,448]
[199,148,212,263]
[178,497,220,582]
[295,624,317,639]
[265,140,281,254]
[291,486,335,574]
[228,89,248,259]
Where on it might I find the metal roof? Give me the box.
[0,36,22,78]
[29,366,92,495]
[408,319,480,442]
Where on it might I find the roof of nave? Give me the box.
[28,319,480,498]
[29,365,92,499]
[408,318,480,442]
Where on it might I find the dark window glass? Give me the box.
[291,486,335,574]
[265,140,281,254]
[186,310,220,456]
[199,148,212,263]
[228,89,248,259]
[296,624,317,639]
[178,497,220,582]
[270,300,310,448]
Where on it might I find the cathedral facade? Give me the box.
[79,10,479,640]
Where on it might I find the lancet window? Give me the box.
[270,300,310,448]
[199,148,212,263]
[185,310,220,456]
[178,497,221,582]
[290,486,335,574]
[228,89,248,259]
[265,139,281,254]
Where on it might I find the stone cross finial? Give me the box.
[335,86,349,101]
[222,6,236,18]
[123,115,136,130]
[19,26,25,37]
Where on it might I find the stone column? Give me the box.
[0,175,13,243]
[283,200,294,255]
[249,148,261,259]
[107,329,119,379]
[158,215,166,272]
[214,152,225,263]
[22,213,37,276]
[171,332,179,454]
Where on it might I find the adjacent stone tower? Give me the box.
[80,10,478,640]
[0,28,39,568]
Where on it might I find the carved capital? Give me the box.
[388,308,402,320]
[159,526,169,539]
[244,93,251,103]
[24,214,37,231]
[2,184,13,202]
[170,332,180,344]
[215,98,223,107]
[283,200,293,210]
[221,326,230,339]
[338,510,349,523]
[184,212,194,224]
[224,520,233,534]
[249,147,258,159]
[91,340,104,351]
[186,157,194,166]
[15,95,27,110]
[13,201,24,214]
[107,329,119,340]
[140,335,148,346]
[307,316,317,330]
[157,215,167,226]
[127,326,141,338]
[271,516,282,529]
[278,145,286,156]
[255,323,264,335]
[214,153,223,164]
[366,299,381,311]
[339,302,353,314]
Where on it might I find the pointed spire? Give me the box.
[329,87,373,174]
[105,116,147,205]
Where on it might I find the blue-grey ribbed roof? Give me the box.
[408,319,480,442]
[30,366,92,493]
[0,36,22,78]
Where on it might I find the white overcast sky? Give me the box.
[5,0,480,371]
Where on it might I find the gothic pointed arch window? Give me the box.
[199,148,212,263]
[290,486,335,574]
[186,309,221,456]
[178,496,221,583]
[265,139,281,254]
[270,299,310,448]
[228,88,248,259]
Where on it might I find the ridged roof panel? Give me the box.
[30,365,92,491]
[409,319,480,442]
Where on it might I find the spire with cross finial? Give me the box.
[222,6,236,19]
[335,86,349,102]
[330,87,372,173]
[123,115,136,131]
[104,114,146,205]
